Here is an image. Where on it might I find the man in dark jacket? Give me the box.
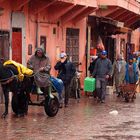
[54,52,76,107]
[93,50,112,103]
[88,56,98,75]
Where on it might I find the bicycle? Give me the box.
[70,63,82,102]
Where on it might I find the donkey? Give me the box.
[0,62,32,118]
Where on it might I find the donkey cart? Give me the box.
[11,72,63,117]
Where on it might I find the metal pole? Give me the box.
[87,26,91,77]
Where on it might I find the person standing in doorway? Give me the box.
[54,52,76,107]
[111,54,126,97]
[92,50,112,103]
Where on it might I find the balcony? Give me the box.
[29,0,98,24]
[59,0,97,7]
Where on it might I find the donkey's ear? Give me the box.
[0,57,5,64]
[0,61,3,66]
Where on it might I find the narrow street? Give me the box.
[0,92,140,140]
[0,0,140,140]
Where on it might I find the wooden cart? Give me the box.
[119,81,139,102]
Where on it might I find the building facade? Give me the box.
[0,0,140,86]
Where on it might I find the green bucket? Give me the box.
[84,77,96,92]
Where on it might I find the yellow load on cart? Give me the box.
[4,60,33,81]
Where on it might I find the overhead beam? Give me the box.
[13,0,30,11]
[96,6,119,17]
[73,7,96,24]
[125,14,139,24]
[125,15,139,27]
[31,0,57,15]
[114,10,131,21]
[61,5,87,24]
[109,9,127,19]
[116,12,134,22]
[48,2,75,21]
[130,20,140,30]
[127,19,139,28]
[36,0,57,14]
[106,8,125,18]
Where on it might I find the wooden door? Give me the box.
[0,31,9,60]
[104,37,115,63]
[66,28,79,66]
[12,28,22,63]
[104,37,115,86]
[40,36,46,53]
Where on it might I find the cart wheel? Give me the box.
[124,93,129,102]
[12,93,28,115]
[131,94,136,102]
[133,94,136,99]
[120,91,123,98]
[44,95,59,117]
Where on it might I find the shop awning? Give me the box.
[88,16,132,35]
[130,19,140,29]
[97,0,140,29]
[115,27,132,34]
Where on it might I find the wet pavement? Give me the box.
[1,93,140,140]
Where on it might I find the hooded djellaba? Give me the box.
[27,47,51,73]
[27,47,51,87]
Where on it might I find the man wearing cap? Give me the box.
[92,50,112,103]
[54,52,76,107]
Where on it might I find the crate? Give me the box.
[84,77,96,92]
[106,86,113,94]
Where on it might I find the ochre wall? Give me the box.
[0,1,11,30]
[0,0,139,83]
[24,7,87,79]
[131,29,140,51]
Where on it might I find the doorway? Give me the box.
[0,31,10,60]
[104,37,116,63]
[12,28,22,63]
[104,37,116,86]
[40,36,46,53]
[66,28,79,66]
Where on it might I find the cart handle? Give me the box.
[136,80,139,85]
